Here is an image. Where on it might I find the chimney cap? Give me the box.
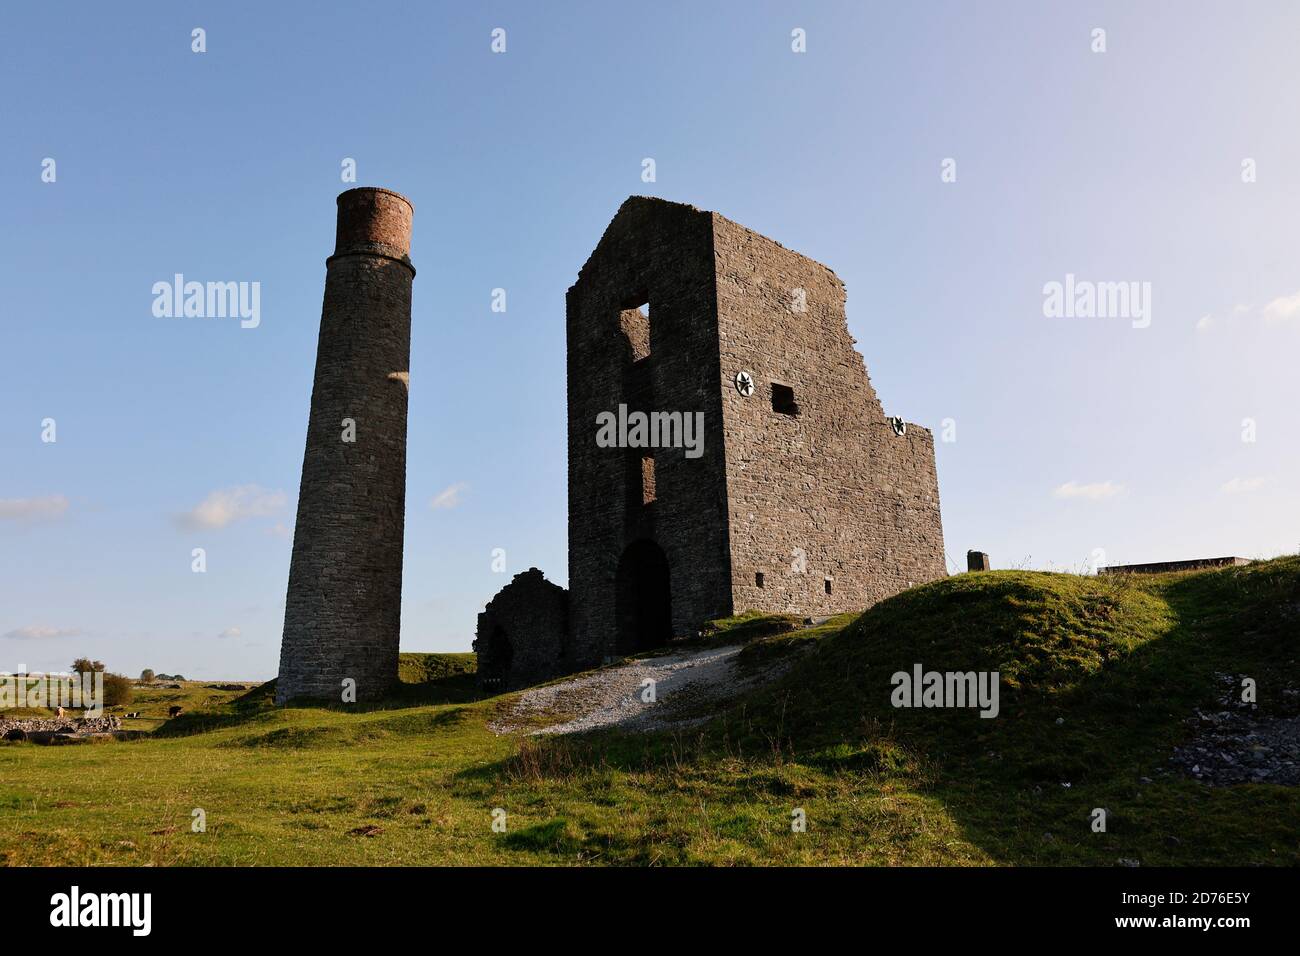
[336,186,414,211]
[333,187,414,262]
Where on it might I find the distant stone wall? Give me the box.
[1,716,121,740]
[1099,557,1249,575]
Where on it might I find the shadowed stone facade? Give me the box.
[565,197,734,668]
[480,195,946,688]
[276,187,415,704]
[473,568,569,691]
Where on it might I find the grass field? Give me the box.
[2,558,1297,866]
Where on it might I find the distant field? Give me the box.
[1,560,1297,866]
[0,679,265,733]
[121,681,267,734]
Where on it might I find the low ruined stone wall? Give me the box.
[1099,557,1249,575]
[0,716,122,739]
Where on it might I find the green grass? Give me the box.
[396,651,476,685]
[2,563,1297,866]
[701,610,803,642]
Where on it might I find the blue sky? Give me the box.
[2,1,1297,679]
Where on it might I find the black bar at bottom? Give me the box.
[0,866,1284,941]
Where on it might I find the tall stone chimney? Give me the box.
[276,187,415,704]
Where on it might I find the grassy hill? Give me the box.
[1,558,1297,866]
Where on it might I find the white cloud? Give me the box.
[176,485,286,531]
[1195,298,1294,330]
[3,625,81,640]
[1221,476,1268,495]
[1053,480,1124,500]
[267,522,292,538]
[0,495,69,523]
[1262,291,1300,325]
[217,626,242,639]
[430,482,468,510]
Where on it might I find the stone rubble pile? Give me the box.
[0,715,122,741]
[1170,673,1300,786]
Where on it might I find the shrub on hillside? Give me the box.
[102,673,133,707]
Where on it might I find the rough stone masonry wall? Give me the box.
[473,568,569,690]
[710,212,947,616]
[277,188,415,703]
[566,198,734,664]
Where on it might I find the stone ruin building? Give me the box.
[475,196,946,689]
[271,190,945,700]
[475,568,569,690]
[277,188,416,703]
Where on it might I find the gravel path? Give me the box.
[489,643,785,736]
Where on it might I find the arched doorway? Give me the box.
[483,623,514,688]
[615,539,672,654]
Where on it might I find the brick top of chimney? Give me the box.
[333,187,414,263]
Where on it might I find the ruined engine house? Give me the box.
[475,196,946,689]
